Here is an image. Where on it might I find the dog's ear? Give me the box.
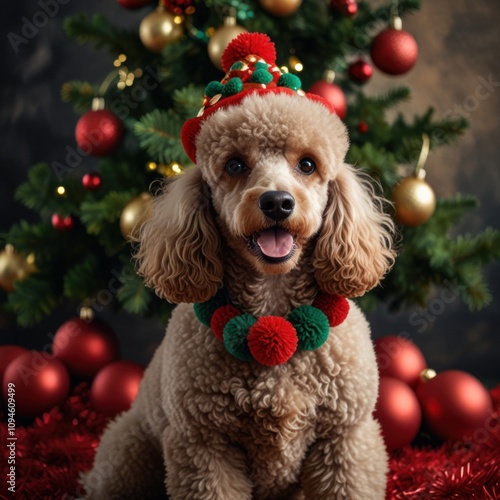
[313,164,396,298]
[135,167,223,304]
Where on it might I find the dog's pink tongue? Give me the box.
[257,228,293,258]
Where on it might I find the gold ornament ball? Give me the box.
[0,245,36,292]
[259,0,302,16]
[208,18,247,70]
[139,8,184,53]
[393,176,436,226]
[120,193,153,240]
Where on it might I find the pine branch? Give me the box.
[374,87,412,109]
[80,191,134,235]
[63,254,101,302]
[116,267,152,314]
[7,274,59,327]
[173,85,204,121]
[63,14,146,61]
[15,163,85,215]
[452,228,500,267]
[61,81,98,112]
[134,109,191,165]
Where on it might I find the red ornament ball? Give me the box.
[357,120,369,133]
[308,80,347,120]
[75,109,123,156]
[211,305,241,341]
[371,28,418,75]
[91,361,144,417]
[82,172,102,191]
[117,0,151,8]
[51,213,74,231]
[2,351,70,419]
[331,0,357,16]
[374,376,422,451]
[374,335,427,389]
[247,316,298,366]
[417,370,493,442]
[348,59,373,84]
[52,318,120,379]
[0,345,28,391]
[312,292,350,327]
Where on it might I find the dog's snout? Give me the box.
[258,191,295,222]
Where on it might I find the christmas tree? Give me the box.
[1,0,499,330]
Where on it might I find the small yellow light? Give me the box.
[117,81,126,90]
[206,27,215,37]
[125,78,134,87]
[174,15,183,24]
[113,59,121,67]
[118,54,127,62]
[134,68,143,77]
[147,162,157,171]
[289,55,303,72]
[56,186,66,195]
[280,66,289,74]
[171,162,182,174]
[26,253,36,266]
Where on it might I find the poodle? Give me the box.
[83,34,395,499]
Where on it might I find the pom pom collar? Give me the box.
[194,289,349,367]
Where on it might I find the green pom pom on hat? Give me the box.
[250,69,274,84]
[223,77,244,97]
[277,73,302,92]
[205,81,224,98]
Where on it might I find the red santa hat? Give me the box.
[181,32,338,164]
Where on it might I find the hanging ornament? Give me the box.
[82,172,102,191]
[75,98,123,156]
[393,133,436,226]
[117,0,152,8]
[371,15,418,75]
[374,376,422,451]
[330,0,357,17]
[417,369,493,442]
[51,213,74,231]
[259,0,302,17]
[52,308,120,379]
[308,70,347,120]
[139,6,184,53]
[160,0,195,15]
[0,345,28,391]
[91,360,145,417]
[357,120,368,133]
[374,335,427,389]
[348,58,373,84]
[0,245,36,292]
[120,192,153,240]
[2,351,70,419]
[207,16,247,71]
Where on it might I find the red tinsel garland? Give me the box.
[1,384,499,499]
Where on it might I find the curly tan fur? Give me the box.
[83,92,395,499]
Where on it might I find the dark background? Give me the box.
[1,1,499,383]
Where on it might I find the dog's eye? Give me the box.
[225,158,246,176]
[297,158,316,175]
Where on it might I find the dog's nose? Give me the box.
[258,191,295,222]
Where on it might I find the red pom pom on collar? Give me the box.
[221,32,277,73]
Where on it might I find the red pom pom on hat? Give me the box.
[312,292,350,327]
[221,32,277,73]
[211,305,241,341]
[247,316,298,366]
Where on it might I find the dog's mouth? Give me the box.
[247,227,296,263]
